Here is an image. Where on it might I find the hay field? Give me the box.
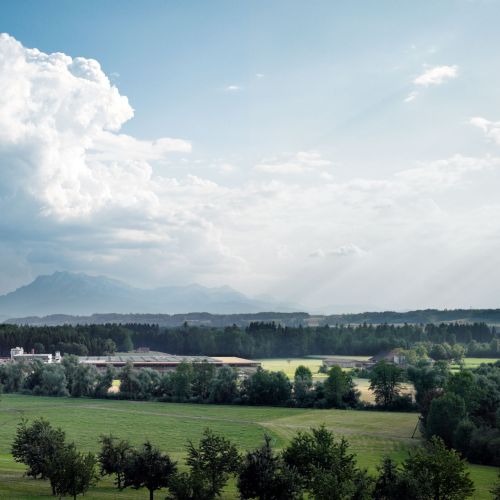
[0,395,496,499]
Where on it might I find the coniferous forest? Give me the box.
[0,321,497,358]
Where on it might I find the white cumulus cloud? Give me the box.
[0,33,190,219]
[2,34,500,312]
[0,33,245,288]
[414,65,458,87]
[405,64,458,102]
[470,117,500,145]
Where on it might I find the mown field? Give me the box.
[256,357,327,379]
[256,356,414,402]
[258,356,500,377]
[0,395,497,499]
[256,355,371,379]
[451,357,500,371]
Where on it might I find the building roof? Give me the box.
[369,348,405,362]
[78,354,260,367]
[212,356,260,365]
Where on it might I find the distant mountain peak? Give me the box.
[0,271,295,319]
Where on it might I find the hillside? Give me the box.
[6,308,500,327]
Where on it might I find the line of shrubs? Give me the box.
[0,355,414,411]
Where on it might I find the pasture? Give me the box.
[0,394,497,499]
[452,357,500,370]
[256,355,372,379]
[256,356,414,402]
[256,357,327,379]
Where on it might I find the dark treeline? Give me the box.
[2,321,496,358]
[325,308,500,325]
[13,419,480,500]
[408,360,500,466]
[134,322,498,358]
[0,324,134,356]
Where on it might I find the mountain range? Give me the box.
[0,271,296,320]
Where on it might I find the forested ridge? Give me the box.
[8,307,500,328]
[0,321,498,358]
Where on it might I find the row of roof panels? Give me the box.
[79,355,215,363]
[78,354,259,365]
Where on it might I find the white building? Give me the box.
[10,347,61,364]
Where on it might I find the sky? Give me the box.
[1,0,500,312]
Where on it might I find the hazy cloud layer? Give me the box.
[2,35,500,311]
[254,151,332,174]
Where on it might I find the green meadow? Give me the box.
[451,357,500,371]
[256,357,327,379]
[0,395,497,499]
[256,356,414,402]
[256,355,371,379]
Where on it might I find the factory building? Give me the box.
[78,354,261,374]
[10,347,61,364]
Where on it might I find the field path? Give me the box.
[77,403,263,425]
[75,403,417,441]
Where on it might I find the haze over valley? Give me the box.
[0,271,297,319]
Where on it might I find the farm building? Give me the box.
[369,348,407,366]
[77,354,261,374]
[323,348,408,371]
[322,357,369,369]
[6,346,261,375]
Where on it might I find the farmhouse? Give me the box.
[369,348,407,366]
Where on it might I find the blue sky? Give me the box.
[1,1,500,311]
[4,1,499,167]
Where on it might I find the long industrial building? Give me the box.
[77,354,261,374]
[6,347,261,374]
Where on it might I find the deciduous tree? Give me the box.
[186,428,240,498]
[123,441,177,500]
[369,361,404,408]
[98,434,132,489]
[50,443,98,500]
[402,436,474,500]
[282,425,368,498]
[323,366,359,408]
[209,366,238,404]
[238,435,302,500]
[11,418,66,492]
[293,365,313,407]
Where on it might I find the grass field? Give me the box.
[259,356,500,376]
[451,357,500,371]
[256,357,326,379]
[256,357,414,402]
[0,395,497,499]
[462,357,499,367]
